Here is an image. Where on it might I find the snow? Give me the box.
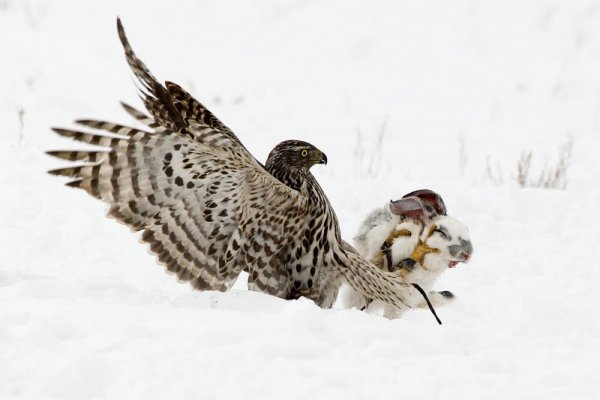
[2,0,600,399]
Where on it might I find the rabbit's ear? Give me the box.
[389,197,428,223]
[402,189,447,216]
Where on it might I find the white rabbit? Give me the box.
[343,190,473,319]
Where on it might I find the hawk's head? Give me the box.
[266,140,327,171]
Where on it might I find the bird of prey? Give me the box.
[47,19,428,313]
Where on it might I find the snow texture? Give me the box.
[1,1,599,399]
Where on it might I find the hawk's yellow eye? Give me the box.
[301,149,308,157]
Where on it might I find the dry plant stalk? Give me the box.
[354,118,387,179]
[517,138,573,189]
[486,138,572,190]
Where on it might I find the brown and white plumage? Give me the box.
[47,19,429,314]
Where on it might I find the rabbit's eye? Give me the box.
[434,228,450,240]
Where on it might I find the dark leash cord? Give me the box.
[380,241,442,325]
[360,284,441,325]
[411,283,442,325]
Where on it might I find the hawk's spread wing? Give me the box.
[48,20,308,291]
[116,18,251,154]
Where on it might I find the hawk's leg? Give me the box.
[284,265,341,308]
[246,258,293,299]
[304,267,342,308]
[360,298,373,311]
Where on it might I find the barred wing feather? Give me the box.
[48,19,310,291]
[48,118,308,291]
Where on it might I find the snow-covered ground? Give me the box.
[2,1,600,399]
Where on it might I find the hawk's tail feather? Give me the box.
[342,252,416,308]
[341,252,443,324]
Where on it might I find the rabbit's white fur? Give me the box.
[343,204,473,319]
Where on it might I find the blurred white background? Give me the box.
[1,1,599,399]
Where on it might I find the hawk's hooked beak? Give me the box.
[309,149,327,166]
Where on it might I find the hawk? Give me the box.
[47,18,429,314]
